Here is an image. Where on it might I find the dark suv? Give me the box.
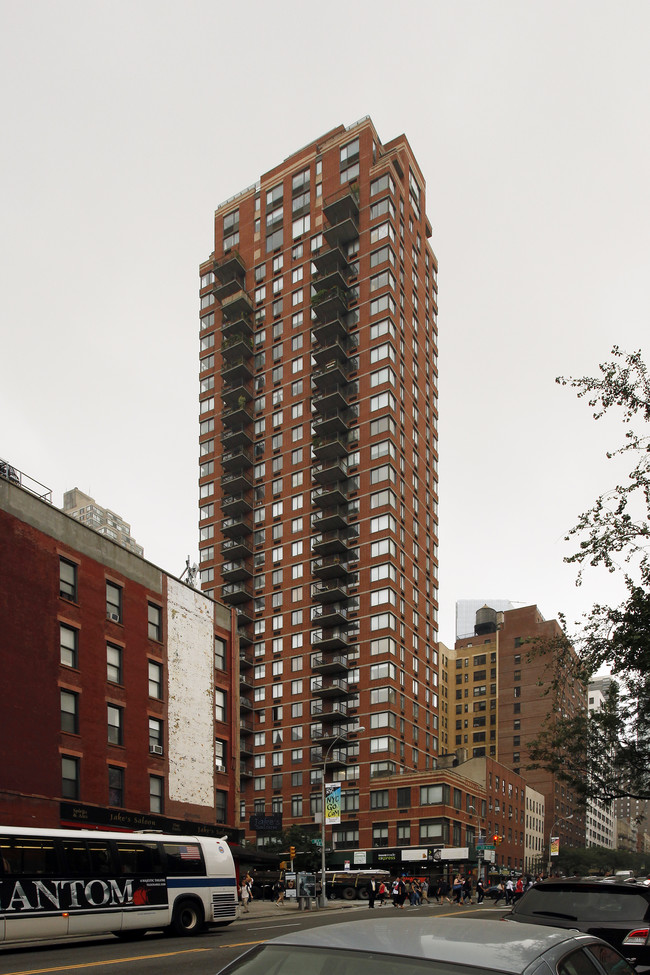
[509,878,650,965]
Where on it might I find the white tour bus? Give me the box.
[0,825,237,944]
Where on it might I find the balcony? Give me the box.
[311,746,348,768]
[311,605,348,629]
[312,407,357,438]
[311,527,357,555]
[222,559,253,583]
[312,314,350,348]
[220,492,252,518]
[239,649,254,671]
[311,652,349,675]
[221,536,253,560]
[221,469,253,495]
[322,186,360,249]
[239,760,254,778]
[221,333,253,362]
[312,458,349,485]
[221,581,254,605]
[221,402,253,428]
[221,312,253,342]
[312,384,354,415]
[239,695,254,713]
[311,628,350,651]
[311,555,350,580]
[311,579,349,603]
[312,335,357,368]
[311,434,349,462]
[311,245,350,278]
[237,624,253,646]
[221,379,253,409]
[221,446,253,473]
[221,288,253,322]
[221,354,254,385]
[312,355,356,389]
[220,423,253,450]
[311,506,349,533]
[311,286,350,323]
[240,740,253,758]
[235,604,254,626]
[311,482,349,509]
[221,514,253,538]
[311,700,350,722]
[239,671,254,691]
[213,250,246,289]
[311,724,349,742]
[239,717,254,735]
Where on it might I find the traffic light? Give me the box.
[492,834,499,844]
[289,846,296,859]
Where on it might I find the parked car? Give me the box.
[483,883,507,900]
[509,877,650,965]
[214,916,637,975]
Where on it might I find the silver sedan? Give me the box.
[215,916,637,975]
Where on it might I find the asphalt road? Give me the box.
[0,901,509,975]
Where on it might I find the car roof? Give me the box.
[533,878,650,892]
[268,917,596,972]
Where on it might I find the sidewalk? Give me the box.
[235,897,494,921]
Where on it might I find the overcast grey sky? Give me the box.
[1,0,648,646]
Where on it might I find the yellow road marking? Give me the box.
[1,939,266,975]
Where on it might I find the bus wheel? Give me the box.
[171,899,204,936]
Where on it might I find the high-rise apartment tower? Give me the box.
[198,118,440,846]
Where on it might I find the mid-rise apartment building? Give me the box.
[198,117,440,847]
[63,487,144,556]
[455,604,587,859]
[0,472,239,839]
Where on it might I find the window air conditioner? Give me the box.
[107,612,120,622]
[150,744,163,755]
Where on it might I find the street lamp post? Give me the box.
[547,813,573,876]
[319,726,364,908]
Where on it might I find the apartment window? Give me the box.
[291,795,303,817]
[60,623,78,668]
[149,718,163,753]
[106,582,122,623]
[59,558,77,601]
[372,824,389,847]
[370,789,389,809]
[211,638,226,674]
[107,704,123,745]
[147,660,163,699]
[215,689,227,723]
[61,690,79,734]
[150,775,164,814]
[148,604,162,642]
[61,755,79,800]
[107,643,123,684]
[215,789,228,823]
[108,765,124,807]
[420,784,447,805]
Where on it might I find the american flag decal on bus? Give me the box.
[179,845,200,859]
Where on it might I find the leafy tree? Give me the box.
[528,348,650,802]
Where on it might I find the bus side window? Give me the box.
[116,842,163,876]
[62,841,91,876]
[88,841,115,876]
[163,843,205,876]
